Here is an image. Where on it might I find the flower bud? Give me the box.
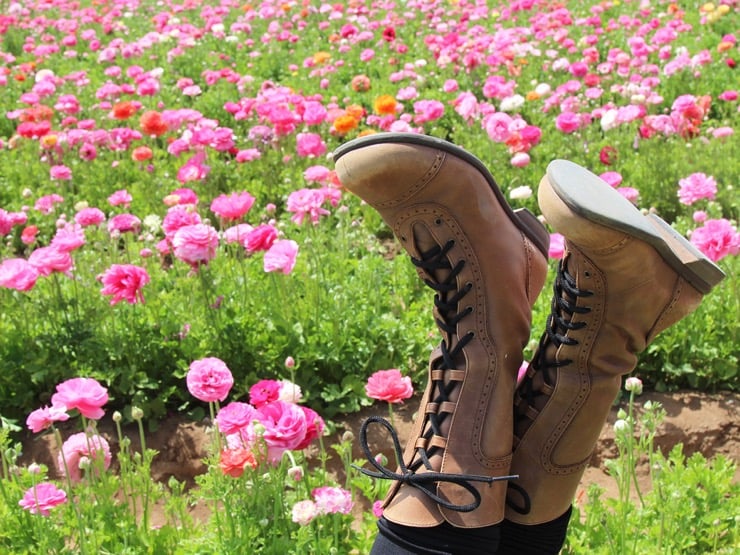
[28,463,41,475]
[131,407,144,420]
[287,466,304,482]
[341,431,354,444]
[625,377,643,395]
[616,408,627,420]
[112,411,122,423]
[613,419,629,433]
[284,356,295,368]
[374,453,388,466]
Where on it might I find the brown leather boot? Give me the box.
[333,132,550,529]
[506,160,725,525]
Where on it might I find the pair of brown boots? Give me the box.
[333,134,724,537]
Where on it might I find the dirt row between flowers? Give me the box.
[19,390,740,525]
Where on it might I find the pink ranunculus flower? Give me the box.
[26,404,70,433]
[223,223,254,244]
[162,205,202,238]
[57,432,112,482]
[28,246,73,277]
[295,133,327,158]
[244,224,278,253]
[0,258,40,291]
[599,171,623,188]
[51,378,108,420]
[312,486,353,515]
[677,172,717,205]
[365,369,414,404]
[372,500,384,518]
[107,213,141,235]
[74,207,106,227]
[108,189,132,207]
[166,187,199,206]
[210,191,256,221]
[291,500,319,526]
[216,401,257,436]
[617,187,639,203]
[294,406,325,450]
[256,400,308,462]
[264,239,299,275]
[51,223,86,252]
[19,482,67,516]
[286,188,330,225]
[100,264,150,305]
[186,357,234,402]
[0,208,28,235]
[689,218,740,263]
[555,111,582,134]
[548,233,566,259]
[249,379,281,408]
[172,223,219,267]
[34,194,64,215]
[50,164,73,181]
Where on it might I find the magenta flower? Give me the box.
[690,219,740,262]
[108,189,132,207]
[107,213,142,235]
[74,207,106,227]
[256,400,308,462]
[294,406,325,450]
[216,401,257,435]
[263,239,298,275]
[599,171,623,188]
[365,369,414,404]
[162,205,202,238]
[312,486,353,515]
[19,482,67,516]
[28,246,74,277]
[100,264,150,305]
[0,258,40,291]
[26,404,70,433]
[677,173,717,205]
[172,223,219,267]
[186,357,234,402]
[413,99,445,124]
[50,165,73,181]
[249,379,281,408]
[210,191,256,221]
[548,233,566,260]
[57,432,112,482]
[295,132,327,157]
[555,111,583,134]
[244,224,278,253]
[51,378,109,420]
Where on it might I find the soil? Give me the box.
[19,390,740,524]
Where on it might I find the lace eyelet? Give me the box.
[435,218,443,225]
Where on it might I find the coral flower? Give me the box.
[100,264,151,305]
[132,146,153,162]
[219,447,257,477]
[373,94,397,116]
[365,369,413,404]
[111,101,138,120]
[139,110,168,137]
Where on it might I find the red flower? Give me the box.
[599,145,618,165]
[382,26,396,42]
[139,110,169,137]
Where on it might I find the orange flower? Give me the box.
[351,74,371,92]
[21,105,55,122]
[139,110,168,137]
[373,94,397,116]
[525,91,541,101]
[111,101,138,120]
[219,448,257,478]
[313,51,331,65]
[131,146,153,162]
[333,114,358,134]
[40,134,58,149]
[358,129,378,138]
[345,104,365,120]
[718,41,732,53]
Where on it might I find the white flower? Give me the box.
[500,94,525,112]
[291,500,318,526]
[278,379,303,403]
[613,419,629,433]
[509,185,533,200]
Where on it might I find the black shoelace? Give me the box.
[356,239,518,513]
[507,259,593,515]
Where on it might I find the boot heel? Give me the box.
[646,214,725,294]
[514,208,550,257]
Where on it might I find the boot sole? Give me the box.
[544,160,725,294]
[333,132,551,258]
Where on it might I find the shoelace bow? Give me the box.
[507,259,593,515]
[355,239,518,513]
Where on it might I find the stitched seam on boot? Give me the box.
[376,152,446,209]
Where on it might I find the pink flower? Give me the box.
[0,258,40,291]
[678,173,717,205]
[548,233,566,259]
[235,148,261,162]
[166,187,199,206]
[295,132,327,157]
[100,264,150,305]
[107,213,141,235]
[216,401,257,435]
[18,482,67,516]
[517,361,529,386]
[0,208,28,235]
[294,406,325,450]
[365,369,413,404]
[690,219,740,262]
[287,188,330,225]
[291,500,319,525]
[372,500,384,518]
[264,239,298,275]
[34,194,64,215]
[223,223,254,244]
[256,400,308,462]
[312,486,353,515]
[177,151,210,183]
[555,111,582,134]
[26,405,70,433]
[599,171,623,188]
[244,224,278,253]
[51,224,86,252]
[510,152,530,168]
[28,246,74,277]
[74,207,106,227]
[413,99,445,124]
[162,205,201,238]
[108,189,132,207]
[249,379,281,407]
[50,165,73,181]
[57,432,112,482]
[187,357,234,402]
[51,377,108,419]
[172,223,219,266]
[210,191,256,221]
[617,187,639,203]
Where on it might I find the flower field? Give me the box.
[0,0,738,551]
